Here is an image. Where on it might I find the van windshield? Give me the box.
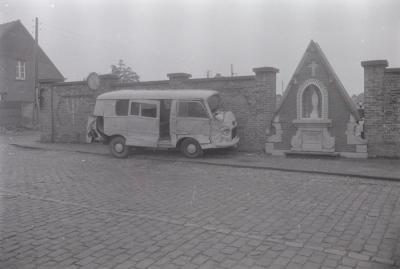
[207,94,224,114]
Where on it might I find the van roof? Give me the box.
[97,89,219,100]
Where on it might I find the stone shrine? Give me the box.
[266,40,367,157]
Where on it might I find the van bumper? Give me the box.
[202,136,240,149]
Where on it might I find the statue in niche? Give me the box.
[302,85,322,118]
[310,90,319,118]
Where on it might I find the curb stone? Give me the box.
[9,143,400,182]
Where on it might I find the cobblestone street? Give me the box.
[1,141,400,269]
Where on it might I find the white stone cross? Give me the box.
[308,61,318,77]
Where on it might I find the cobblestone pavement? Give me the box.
[1,143,400,269]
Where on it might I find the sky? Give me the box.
[1,0,400,95]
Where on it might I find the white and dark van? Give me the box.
[87,89,239,158]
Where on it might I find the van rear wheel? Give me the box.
[110,136,130,158]
[180,138,203,158]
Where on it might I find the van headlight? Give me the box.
[215,113,224,121]
[220,127,230,136]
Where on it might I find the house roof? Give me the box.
[276,40,359,120]
[0,20,17,39]
[0,20,64,82]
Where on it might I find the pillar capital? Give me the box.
[167,73,192,81]
[361,60,388,68]
[253,67,279,75]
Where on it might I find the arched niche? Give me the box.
[296,79,328,120]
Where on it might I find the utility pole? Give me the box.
[230,64,235,76]
[33,17,39,126]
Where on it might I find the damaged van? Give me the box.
[87,89,239,158]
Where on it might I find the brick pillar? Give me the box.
[252,67,279,149]
[361,60,388,157]
[167,73,191,89]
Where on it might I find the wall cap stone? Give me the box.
[53,81,88,87]
[361,60,388,67]
[99,74,119,80]
[48,73,120,87]
[112,75,256,88]
[253,67,279,74]
[112,80,170,88]
[38,78,64,84]
[385,68,400,73]
[167,73,192,80]
[190,76,255,82]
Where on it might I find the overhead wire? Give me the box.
[41,24,115,49]
[40,22,132,49]
[39,23,122,66]
[38,27,118,79]
[40,22,137,67]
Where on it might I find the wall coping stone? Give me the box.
[112,80,170,88]
[53,81,88,87]
[253,67,279,74]
[41,73,120,87]
[99,74,119,80]
[361,60,388,67]
[190,75,255,82]
[385,68,400,73]
[112,75,256,88]
[38,78,65,84]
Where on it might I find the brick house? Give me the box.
[265,40,367,157]
[0,20,64,127]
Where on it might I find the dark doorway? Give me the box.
[160,100,171,139]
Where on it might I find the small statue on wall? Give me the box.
[310,90,319,118]
[301,85,322,119]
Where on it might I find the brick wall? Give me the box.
[39,67,278,151]
[362,60,400,158]
[39,74,117,143]
[0,101,22,127]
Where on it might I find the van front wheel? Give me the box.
[110,136,130,158]
[180,138,203,158]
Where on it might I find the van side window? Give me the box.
[141,103,157,118]
[130,102,140,115]
[177,101,208,118]
[115,100,129,116]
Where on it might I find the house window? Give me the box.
[16,60,26,80]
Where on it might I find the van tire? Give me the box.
[180,138,203,158]
[110,136,130,158]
